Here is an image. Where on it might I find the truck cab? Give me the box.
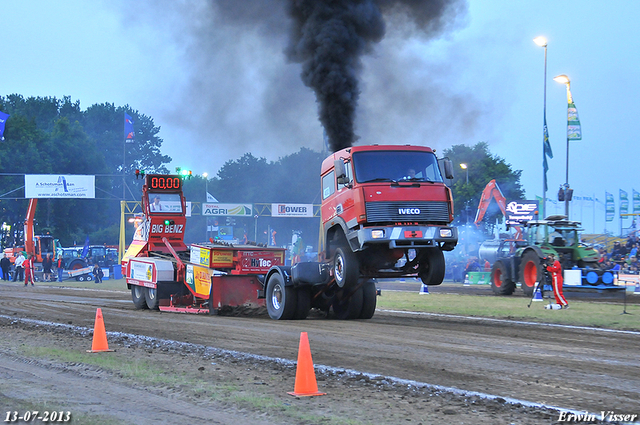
[320,145,457,287]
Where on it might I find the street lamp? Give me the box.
[460,163,469,184]
[553,74,574,218]
[534,36,549,218]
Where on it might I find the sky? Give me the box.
[2,0,639,235]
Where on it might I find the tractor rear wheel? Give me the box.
[131,285,148,309]
[490,260,515,295]
[519,251,542,297]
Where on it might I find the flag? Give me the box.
[620,189,629,216]
[633,189,640,214]
[124,113,135,141]
[81,236,90,258]
[206,192,218,202]
[542,117,553,191]
[0,110,9,141]
[567,94,582,140]
[605,192,615,222]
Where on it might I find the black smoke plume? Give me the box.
[285,0,465,152]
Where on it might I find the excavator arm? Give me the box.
[24,199,38,258]
[474,180,507,226]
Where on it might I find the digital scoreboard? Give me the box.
[146,174,182,191]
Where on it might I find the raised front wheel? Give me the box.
[418,249,445,286]
[266,273,297,320]
[333,247,359,288]
[519,251,542,297]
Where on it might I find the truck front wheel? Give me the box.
[266,273,297,320]
[418,249,445,286]
[131,285,148,309]
[334,247,359,288]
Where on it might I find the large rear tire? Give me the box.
[333,246,359,288]
[131,285,148,309]
[490,260,515,295]
[519,251,542,297]
[266,273,297,320]
[332,286,363,320]
[145,286,159,310]
[418,249,446,286]
[359,280,377,319]
[293,287,311,320]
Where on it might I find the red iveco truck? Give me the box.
[124,145,457,321]
[263,144,457,320]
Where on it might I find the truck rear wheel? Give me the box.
[131,285,148,309]
[266,273,297,320]
[519,251,542,297]
[334,246,359,288]
[332,286,363,320]
[359,280,377,319]
[418,249,445,286]
[491,260,515,295]
[145,287,159,310]
[293,287,311,320]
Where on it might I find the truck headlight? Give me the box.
[371,230,385,239]
[439,228,452,238]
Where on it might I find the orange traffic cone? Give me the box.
[87,308,114,353]
[288,332,326,397]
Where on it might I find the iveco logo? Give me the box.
[399,208,420,215]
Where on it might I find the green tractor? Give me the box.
[487,215,601,296]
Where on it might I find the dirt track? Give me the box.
[1,281,639,424]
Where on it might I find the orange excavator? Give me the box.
[3,199,58,265]
[474,179,523,241]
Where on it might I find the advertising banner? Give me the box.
[633,189,640,214]
[271,203,314,218]
[25,175,95,198]
[202,203,252,216]
[505,200,539,225]
[620,189,629,216]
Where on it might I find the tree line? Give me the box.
[0,94,524,250]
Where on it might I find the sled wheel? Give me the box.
[131,285,148,309]
[145,286,159,310]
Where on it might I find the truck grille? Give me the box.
[366,201,450,223]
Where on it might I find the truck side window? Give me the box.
[322,171,336,200]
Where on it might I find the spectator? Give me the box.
[56,255,65,282]
[42,254,53,282]
[1,253,11,281]
[12,252,25,282]
[483,259,491,271]
[92,264,103,283]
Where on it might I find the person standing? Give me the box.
[1,253,11,280]
[24,254,35,286]
[92,263,103,283]
[56,255,65,282]
[12,252,25,282]
[42,253,53,282]
[546,254,568,308]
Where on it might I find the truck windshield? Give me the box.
[352,151,443,183]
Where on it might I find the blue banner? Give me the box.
[124,113,135,141]
[0,110,10,140]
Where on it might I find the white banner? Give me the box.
[25,175,95,198]
[202,203,252,216]
[271,203,314,218]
